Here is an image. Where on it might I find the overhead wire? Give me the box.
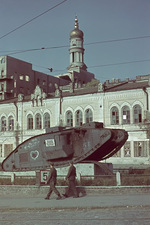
[85,35,150,45]
[0,35,149,73]
[0,2,148,85]
[0,45,69,56]
[31,58,150,74]
[0,34,150,55]
[0,0,149,75]
[0,0,68,40]
[88,59,150,69]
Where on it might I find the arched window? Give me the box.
[85,108,93,123]
[43,113,50,129]
[111,106,119,125]
[122,106,130,124]
[133,104,142,123]
[27,114,33,130]
[75,110,83,127]
[1,116,6,131]
[66,110,73,127]
[35,113,42,129]
[8,116,14,131]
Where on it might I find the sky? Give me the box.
[0,0,150,83]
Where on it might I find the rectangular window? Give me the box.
[124,141,131,157]
[134,141,147,157]
[122,111,130,124]
[0,144,2,157]
[14,80,16,88]
[19,75,24,80]
[112,113,119,125]
[1,83,4,91]
[8,118,14,131]
[1,118,6,131]
[28,118,33,130]
[36,117,41,129]
[25,75,30,81]
[4,144,13,157]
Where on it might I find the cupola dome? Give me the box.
[70,17,83,39]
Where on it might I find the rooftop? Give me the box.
[0,74,150,104]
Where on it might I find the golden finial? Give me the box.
[74,15,79,29]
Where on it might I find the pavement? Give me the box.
[0,188,150,225]
[0,191,150,211]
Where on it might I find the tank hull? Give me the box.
[2,122,128,171]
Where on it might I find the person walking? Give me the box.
[63,161,78,198]
[45,163,61,200]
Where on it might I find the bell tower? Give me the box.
[68,16,87,71]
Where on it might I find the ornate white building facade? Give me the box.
[0,17,150,170]
[102,78,150,169]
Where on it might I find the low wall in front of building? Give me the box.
[0,185,150,198]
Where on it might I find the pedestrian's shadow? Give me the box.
[64,186,86,197]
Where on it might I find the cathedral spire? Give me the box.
[68,17,87,71]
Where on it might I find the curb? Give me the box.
[0,185,150,197]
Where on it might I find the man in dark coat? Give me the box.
[45,163,61,200]
[63,162,78,198]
